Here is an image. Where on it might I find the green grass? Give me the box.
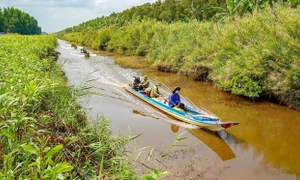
[59,7,300,109]
[0,35,135,179]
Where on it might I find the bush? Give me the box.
[59,7,300,109]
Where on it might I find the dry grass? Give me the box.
[114,55,150,69]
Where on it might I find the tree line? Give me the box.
[59,0,298,33]
[0,7,41,35]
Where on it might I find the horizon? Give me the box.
[1,0,158,33]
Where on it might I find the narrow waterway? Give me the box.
[57,40,300,180]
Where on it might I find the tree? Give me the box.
[0,8,4,32]
[0,7,41,34]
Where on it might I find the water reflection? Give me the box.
[58,39,300,179]
[170,124,236,161]
[171,124,179,133]
[144,70,300,178]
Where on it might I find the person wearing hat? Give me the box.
[138,75,150,90]
[168,87,185,110]
[82,47,88,54]
[150,82,162,98]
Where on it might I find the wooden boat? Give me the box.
[125,87,239,131]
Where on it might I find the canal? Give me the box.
[57,39,300,180]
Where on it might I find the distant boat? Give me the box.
[125,87,239,131]
[71,44,77,49]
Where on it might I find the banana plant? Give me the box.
[208,0,274,22]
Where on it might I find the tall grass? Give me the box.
[0,35,135,179]
[59,7,300,109]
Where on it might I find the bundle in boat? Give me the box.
[84,52,90,58]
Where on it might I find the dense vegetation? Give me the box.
[0,35,134,179]
[59,0,298,33]
[59,6,300,109]
[0,7,41,34]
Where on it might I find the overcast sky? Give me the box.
[1,0,157,33]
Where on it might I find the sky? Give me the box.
[1,0,158,33]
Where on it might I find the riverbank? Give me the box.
[58,7,300,110]
[0,35,134,179]
[53,39,300,180]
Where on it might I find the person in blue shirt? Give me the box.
[168,87,185,110]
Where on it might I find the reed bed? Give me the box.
[0,35,135,179]
[59,7,300,109]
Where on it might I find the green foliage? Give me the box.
[21,138,73,179]
[59,7,300,109]
[0,35,66,179]
[218,73,263,97]
[142,170,170,180]
[0,9,3,32]
[108,20,157,55]
[0,35,135,179]
[56,0,227,34]
[209,0,271,22]
[92,27,115,50]
[0,7,41,34]
[56,0,299,35]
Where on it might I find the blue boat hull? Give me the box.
[125,87,239,131]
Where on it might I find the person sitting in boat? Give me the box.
[150,82,162,98]
[138,75,149,90]
[144,87,152,96]
[168,87,185,111]
[150,82,168,103]
[132,76,141,91]
[82,47,88,54]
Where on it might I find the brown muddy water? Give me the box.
[57,40,300,180]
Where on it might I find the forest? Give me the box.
[59,0,298,33]
[0,7,41,35]
[58,0,299,109]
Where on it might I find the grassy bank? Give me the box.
[0,35,134,179]
[59,7,300,109]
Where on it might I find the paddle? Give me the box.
[160,81,172,92]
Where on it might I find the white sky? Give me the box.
[1,0,158,33]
